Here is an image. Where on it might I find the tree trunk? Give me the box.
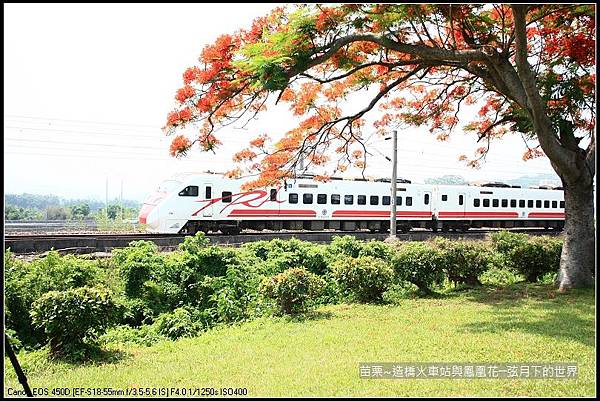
[555,181,596,290]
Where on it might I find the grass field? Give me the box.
[4,283,595,397]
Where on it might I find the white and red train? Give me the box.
[138,172,565,235]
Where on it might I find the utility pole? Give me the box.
[120,179,123,222]
[105,177,109,220]
[389,130,398,239]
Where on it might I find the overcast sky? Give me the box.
[3,3,559,203]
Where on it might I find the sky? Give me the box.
[3,3,560,203]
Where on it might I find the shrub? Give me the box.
[5,250,101,348]
[391,242,446,294]
[206,260,264,324]
[512,236,562,282]
[329,235,364,258]
[244,238,326,275]
[434,239,499,286]
[490,231,529,255]
[303,245,329,275]
[259,268,325,314]
[151,307,204,340]
[480,267,524,287]
[358,240,393,261]
[31,286,116,358]
[178,231,211,253]
[182,245,240,277]
[331,256,393,303]
[490,231,529,269]
[113,241,164,298]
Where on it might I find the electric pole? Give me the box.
[390,130,398,239]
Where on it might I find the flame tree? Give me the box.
[163,4,595,290]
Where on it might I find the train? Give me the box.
[138,172,565,235]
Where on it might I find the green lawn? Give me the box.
[5,283,595,397]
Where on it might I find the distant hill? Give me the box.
[504,173,561,188]
[424,175,467,185]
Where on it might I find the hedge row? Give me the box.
[4,232,562,359]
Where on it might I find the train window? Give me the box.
[205,186,212,199]
[179,186,199,197]
[221,191,233,203]
[483,199,490,207]
[492,199,499,207]
[536,200,542,208]
[544,200,550,208]
[406,196,413,206]
[370,195,379,205]
[424,194,430,204]
[331,194,341,205]
[560,200,565,208]
[519,200,525,208]
[303,193,313,204]
[459,195,464,205]
[358,195,366,205]
[270,189,277,201]
[510,199,517,208]
[344,195,354,205]
[474,198,480,207]
[552,200,557,208]
[528,200,534,208]
[382,196,391,206]
[442,194,448,201]
[501,199,508,208]
[396,196,403,206]
[289,193,298,204]
[317,194,327,204]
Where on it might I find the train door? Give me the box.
[423,191,432,213]
[202,183,213,217]
[458,192,466,218]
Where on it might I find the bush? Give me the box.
[329,235,364,258]
[480,267,524,287]
[490,231,529,269]
[511,236,562,282]
[490,231,529,255]
[358,240,393,261]
[391,242,446,294]
[434,239,499,286]
[151,307,204,340]
[244,238,327,275]
[5,250,101,348]
[182,245,240,277]
[113,241,164,298]
[31,286,116,358]
[332,256,393,303]
[206,260,264,324]
[259,268,325,314]
[178,231,210,254]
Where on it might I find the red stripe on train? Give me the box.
[528,212,565,218]
[228,209,317,217]
[439,211,519,218]
[332,210,432,218]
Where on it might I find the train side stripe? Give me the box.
[439,211,519,218]
[228,209,317,217]
[528,212,565,218]
[331,210,432,217]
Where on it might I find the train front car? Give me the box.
[138,175,192,233]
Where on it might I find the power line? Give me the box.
[5,137,166,150]
[4,115,160,129]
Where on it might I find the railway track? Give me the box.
[3,229,562,255]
